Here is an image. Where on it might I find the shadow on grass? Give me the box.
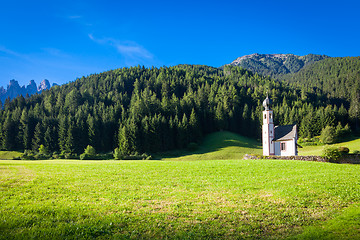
[154,131,262,160]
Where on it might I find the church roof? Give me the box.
[273,124,297,141]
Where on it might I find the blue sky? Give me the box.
[0,0,359,87]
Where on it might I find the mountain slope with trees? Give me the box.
[228,53,329,78]
[284,57,360,130]
[0,64,356,158]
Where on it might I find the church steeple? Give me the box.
[262,92,272,110]
[262,93,275,156]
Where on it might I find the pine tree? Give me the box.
[2,114,16,150]
[19,109,30,149]
[349,96,360,130]
[58,116,68,152]
[44,126,57,152]
[65,123,75,154]
[32,122,43,151]
[189,108,201,142]
[118,124,131,155]
[87,115,98,149]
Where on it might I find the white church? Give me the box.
[262,95,298,156]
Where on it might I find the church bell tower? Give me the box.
[262,94,274,156]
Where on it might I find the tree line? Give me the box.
[0,64,358,157]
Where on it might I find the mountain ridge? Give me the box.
[0,79,54,103]
[228,53,329,78]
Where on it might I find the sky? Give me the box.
[0,0,359,87]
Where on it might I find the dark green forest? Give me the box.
[0,60,359,157]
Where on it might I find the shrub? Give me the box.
[322,146,341,163]
[113,150,151,160]
[320,126,336,144]
[80,153,91,160]
[299,137,323,146]
[141,153,152,160]
[38,145,48,155]
[80,145,96,160]
[338,146,350,155]
[21,150,36,160]
[97,153,113,160]
[20,150,50,160]
[335,122,351,141]
[52,152,62,159]
[353,150,360,154]
[34,153,50,160]
[84,145,96,156]
[64,152,78,159]
[113,148,123,160]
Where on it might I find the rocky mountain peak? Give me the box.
[8,79,21,89]
[228,53,329,78]
[38,79,51,92]
[1,79,54,102]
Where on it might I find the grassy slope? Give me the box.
[161,131,262,161]
[299,138,360,156]
[164,131,360,159]
[0,151,22,160]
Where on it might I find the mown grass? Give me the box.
[1,159,359,239]
[299,137,360,156]
[1,132,359,239]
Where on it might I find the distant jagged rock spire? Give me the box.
[27,80,38,95]
[6,80,24,100]
[38,79,51,92]
[0,79,54,103]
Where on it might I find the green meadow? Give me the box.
[1,132,360,239]
[298,137,360,156]
[0,151,22,160]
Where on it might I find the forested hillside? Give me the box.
[284,57,360,102]
[228,53,329,78]
[0,64,356,157]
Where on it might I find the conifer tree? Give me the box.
[2,115,16,150]
[189,108,201,141]
[44,126,57,152]
[58,116,68,152]
[65,123,75,154]
[32,122,43,151]
[118,124,131,155]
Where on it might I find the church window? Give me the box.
[264,114,266,119]
[281,142,286,151]
[270,113,272,119]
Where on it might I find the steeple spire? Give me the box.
[262,92,272,110]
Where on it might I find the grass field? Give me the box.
[299,137,360,156]
[158,131,262,161]
[1,132,360,239]
[0,150,22,160]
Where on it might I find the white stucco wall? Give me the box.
[274,139,297,156]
